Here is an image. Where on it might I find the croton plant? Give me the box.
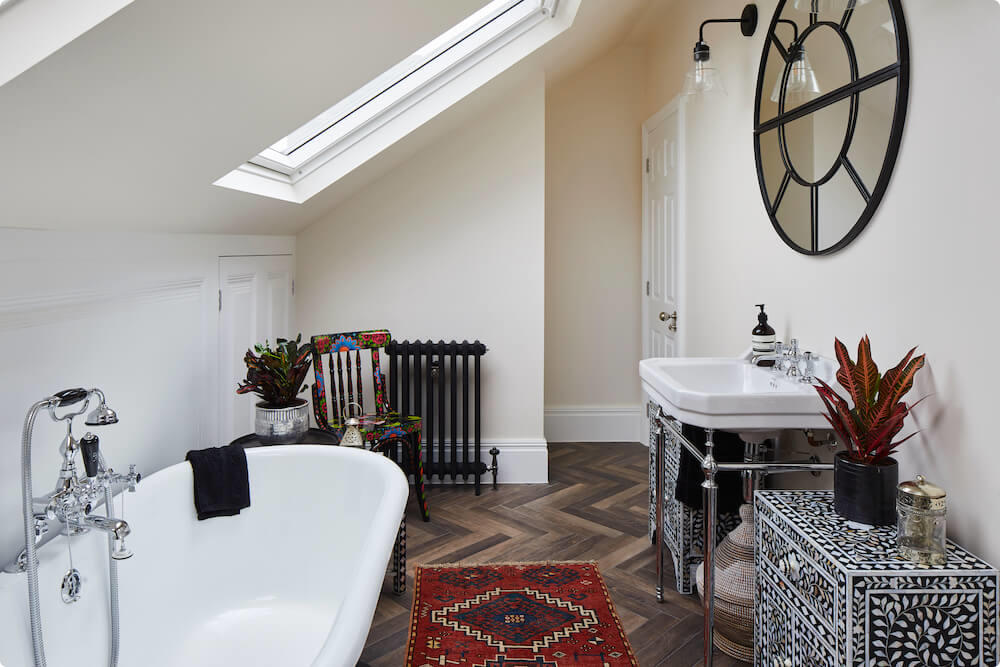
[814,336,926,465]
[237,335,313,408]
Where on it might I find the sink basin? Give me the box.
[640,356,834,432]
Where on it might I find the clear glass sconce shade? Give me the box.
[770,50,820,104]
[682,60,727,97]
[792,0,870,14]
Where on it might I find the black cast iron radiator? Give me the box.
[386,340,497,495]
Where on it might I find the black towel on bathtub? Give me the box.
[185,444,251,520]
[673,424,747,515]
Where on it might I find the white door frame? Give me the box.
[641,95,687,359]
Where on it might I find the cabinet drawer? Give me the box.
[756,562,795,667]
[758,512,837,638]
[758,558,838,667]
[794,605,837,667]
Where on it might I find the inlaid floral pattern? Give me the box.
[756,491,999,666]
[868,590,978,665]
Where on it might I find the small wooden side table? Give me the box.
[230,428,341,448]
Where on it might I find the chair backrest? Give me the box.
[311,330,392,430]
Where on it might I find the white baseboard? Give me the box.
[544,405,645,444]
[491,439,548,484]
[414,438,548,484]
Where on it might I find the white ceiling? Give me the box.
[0,0,135,87]
[0,0,656,235]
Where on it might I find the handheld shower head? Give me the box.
[85,390,119,426]
[85,403,118,426]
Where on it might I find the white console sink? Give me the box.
[640,356,834,432]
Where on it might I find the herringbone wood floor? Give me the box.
[360,443,748,667]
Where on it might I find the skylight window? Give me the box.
[216,0,563,203]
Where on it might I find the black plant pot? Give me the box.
[833,452,898,526]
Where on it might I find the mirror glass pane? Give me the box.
[818,169,866,251]
[848,77,896,190]
[758,38,786,123]
[759,128,786,207]
[782,2,840,33]
[803,25,851,93]
[775,180,813,250]
[847,1,896,77]
[783,96,851,182]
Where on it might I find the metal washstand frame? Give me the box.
[650,406,834,666]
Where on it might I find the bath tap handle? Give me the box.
[81,433,101,478]
[126,465,140,492]
[107,465,140,492]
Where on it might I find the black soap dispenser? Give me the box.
[753,304,776,366]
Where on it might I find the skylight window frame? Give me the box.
[243,0,557,182]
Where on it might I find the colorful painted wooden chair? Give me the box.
[310,330,429,523]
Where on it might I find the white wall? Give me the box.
[544,44,647,443]
[643,0,1000,564]
[295,74,548,483]
[0,229,294,567]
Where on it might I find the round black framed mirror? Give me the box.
[753,0,909,255]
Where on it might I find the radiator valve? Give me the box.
[489,447,500,490]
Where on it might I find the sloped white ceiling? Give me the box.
[0,0,653,234]
[0,0,136,86]
[0,0,492,233]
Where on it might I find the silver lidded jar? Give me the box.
[897,475,947,565]
[254,399,309,445]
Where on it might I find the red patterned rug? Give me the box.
[406,561,638,666]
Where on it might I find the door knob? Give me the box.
[659,311,678,331]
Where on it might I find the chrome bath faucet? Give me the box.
[10,388,141,667]
[5,390,140,573]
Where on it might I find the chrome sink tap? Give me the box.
[800,351,817,384]
[786,339,801,377]
[751,338,816,382]
[751,341,785,368]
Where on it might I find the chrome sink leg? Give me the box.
[742,440,762,503]
[655,422,665,603]
[701,429,718,667]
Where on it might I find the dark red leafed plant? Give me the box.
[236,334,312,408]
[814,336,926,465]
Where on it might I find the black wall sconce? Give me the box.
[682,4,759,97]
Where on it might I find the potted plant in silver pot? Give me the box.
[237,335,313,445]
[815,336,926,526]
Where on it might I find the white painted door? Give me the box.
[642,98,685,360]
[218,255,295,444]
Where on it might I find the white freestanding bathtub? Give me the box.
[0,445,408,667]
